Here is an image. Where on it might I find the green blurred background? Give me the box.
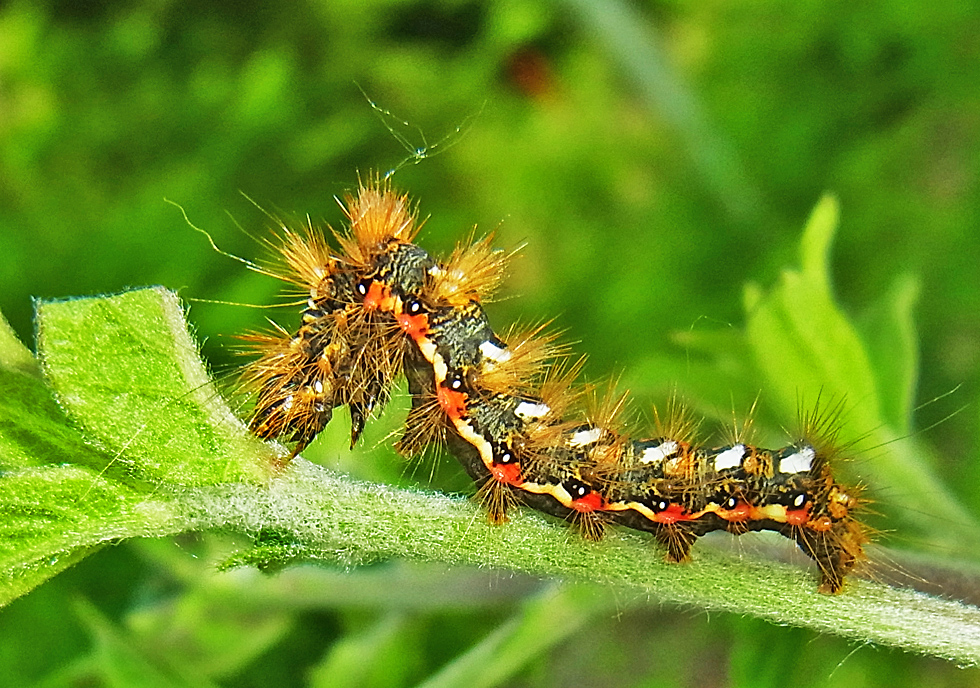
[2,0,979,685]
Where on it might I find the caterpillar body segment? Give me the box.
[242,182,425,454]
[241,181,868,593]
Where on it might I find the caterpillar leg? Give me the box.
[574,511,607,542]
[789,521,867,594]
[248,372,334,459]
[655,524,698,563]
[475,477,515,525]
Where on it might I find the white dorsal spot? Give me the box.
[479,340,512,364]
[570,427,602,447]
[515,401,551,419]
[781,445,815,474]
[639,440,678,464]
[713,444,745,471]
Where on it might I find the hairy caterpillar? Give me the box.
[241,178,868,594]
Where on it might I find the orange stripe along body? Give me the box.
[242,181,868,593]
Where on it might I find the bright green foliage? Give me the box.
[2,0,980,684]
[2,226,980,671]
[37,288,272,487]
[745,198,977,545]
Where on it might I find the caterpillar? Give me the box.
[241,178,869,594]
